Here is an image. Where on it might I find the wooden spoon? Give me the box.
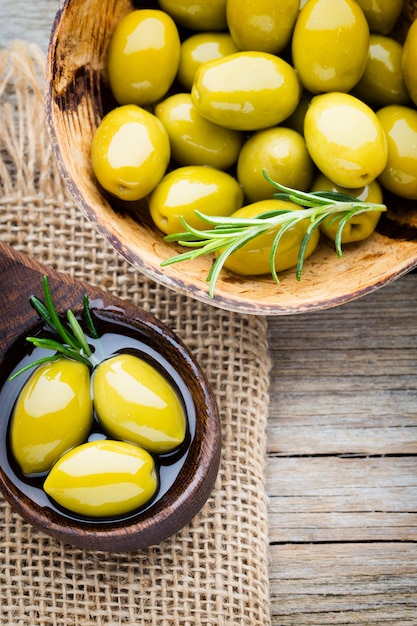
[0,241,221,551]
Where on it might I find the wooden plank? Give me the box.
[269,512,417,542]
[267,274,417,456]
[267,275,417,623]
[267,457,417,506]
[267,456,417,542]
[267,424,417,456]
[0,0,57,51]
[270,543,417,625]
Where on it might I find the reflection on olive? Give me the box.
[93,354,187,454]
[191,51,300,131]
[10,359,93,476]
[149,165,243,235]
[292,0,369,94]
[376,105,417,200]
[304,92,388,189]
[44,439,158,518]
[107,9,180,106]
[155,93,244,170]
[91,104,170,202]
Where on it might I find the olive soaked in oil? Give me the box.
[0,310,195,523]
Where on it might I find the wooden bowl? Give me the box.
[0,242,221,551]
[46,0,417,315]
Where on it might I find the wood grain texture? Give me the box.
[0,1,57,51]
[267,274,417,623]
[270,543,417,625]
[2,1,417,622]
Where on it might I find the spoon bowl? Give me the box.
[0,241,221,551]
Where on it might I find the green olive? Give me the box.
[177,32,239,91]
[191,51,300,131]
[354,0,403,35]
[402,19,417,107]
[10,359,93,476]
[237,127,314,203]
[353,35,410,107]
[304,92,388,188]
[148,166,243,235]
[221,200,320,276]
[154,93,244,170]
[226,0,299,54]
[158,0,227,31]
[376,105,417,200]
[44,440,158,517]
[93,354,187,454]
[91,105,170,202]
[311,173,384,243]
[292,0,369,94]
[107,9,180,106]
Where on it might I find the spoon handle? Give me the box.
[0,241,113,360]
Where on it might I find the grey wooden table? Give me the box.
[2,1,417,623]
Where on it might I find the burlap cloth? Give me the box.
[0,42,271,625]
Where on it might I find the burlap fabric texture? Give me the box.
[0,42,271,626]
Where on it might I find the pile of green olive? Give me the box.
[8,305,189,519]
[90,0,417,278]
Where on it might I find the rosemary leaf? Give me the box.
[83,294,100,339]
[9,278,102,380]
[160,177,387,297]
[8,355,62,382]
[269,218,299,284]
[67,309,92,357]
[29,296,53,328]
[206,227,268,297]
[42,275,79,350]
[309,190,359,203]
[26,337,92,367]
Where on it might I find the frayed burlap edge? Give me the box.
[0,41,271,626]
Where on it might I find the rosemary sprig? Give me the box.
[8,276,99,381]
[161,171,387,297]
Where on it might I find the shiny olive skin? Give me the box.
[177,32,239,91]
[226,0,299,54]
[304,92,388,189]
[311,173,384,243]
[376,105,417,200]
[44,440,158,518]
[355,0,403,35]
[237,127,314,203]
[10,359,93,476]
[353,35,410,107]
[402,19,417,107]
[158,0,227,31]
[155,93,244,170]
[149,166,243,235]
[191,51,300,131]
[221,200,320,276]
[91,105,170,201]
[292,0,369,94]
[93,354,186,454]
[107,10,180,106]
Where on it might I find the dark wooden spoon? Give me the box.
[0,241,221,551]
